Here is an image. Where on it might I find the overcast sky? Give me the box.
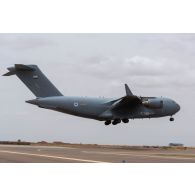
[0,33,194,146]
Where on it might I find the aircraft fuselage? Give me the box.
[26,96,180,121]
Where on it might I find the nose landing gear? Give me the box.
[170,117,174,122]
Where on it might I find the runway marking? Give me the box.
[82,151,195,161]
[0,150,108,163]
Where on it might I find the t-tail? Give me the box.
[3,64,63,98]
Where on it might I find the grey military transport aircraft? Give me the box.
[3,64,180,126]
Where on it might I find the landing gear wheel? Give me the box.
[112,119,121,125]
[105,120,111,125]
[170,117,174,122]
[122,119,129,123]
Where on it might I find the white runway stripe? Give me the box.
[0,150,108,163]
[82,151,195,160]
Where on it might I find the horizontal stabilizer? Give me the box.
[3,68,16,76]
[15,64,35,71]
[3,64,34,76]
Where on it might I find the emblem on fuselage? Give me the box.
[74,102,79,107]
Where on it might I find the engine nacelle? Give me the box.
[142,99,163,109]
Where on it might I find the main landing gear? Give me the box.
[104,120,111,125]
[170,117,174,122]
[104,119,129,126]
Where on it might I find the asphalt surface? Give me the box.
[0,144,195,163]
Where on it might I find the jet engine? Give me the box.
[142,99,163,109]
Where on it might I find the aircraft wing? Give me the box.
[110,95,142,111]
[108,84,142,111]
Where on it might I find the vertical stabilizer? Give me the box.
[3,64,63,98]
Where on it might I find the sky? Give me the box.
[0,33,195,146]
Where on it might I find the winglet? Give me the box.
[125,84,133,96]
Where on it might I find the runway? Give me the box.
[0,144,195,163]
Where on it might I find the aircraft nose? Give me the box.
[176,103,180,112]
